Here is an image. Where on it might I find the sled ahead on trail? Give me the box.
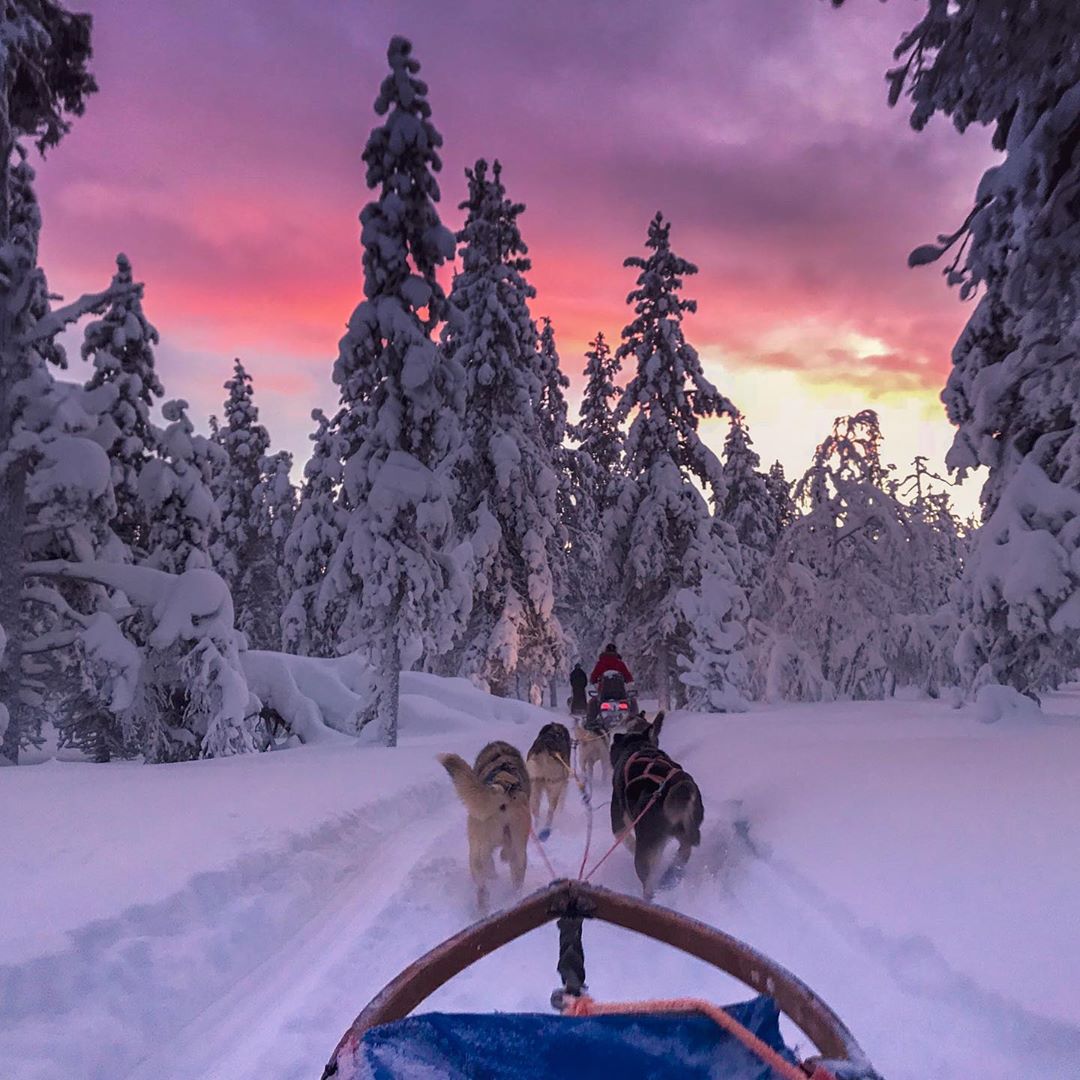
[321,879,883,1080]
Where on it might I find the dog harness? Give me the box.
[622,750,685,797]
[482,764,525,797]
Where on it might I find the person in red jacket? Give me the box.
[590,643,633,686]
[587,644,636,727]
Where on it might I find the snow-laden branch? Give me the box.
[15,279,140,347]
[23,629,81,655]
[24,560,235,650]
[23,583,93,628]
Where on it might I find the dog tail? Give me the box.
[663,778,702,846]
[438,753,499,819]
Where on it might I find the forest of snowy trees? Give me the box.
[1,1,1078,762]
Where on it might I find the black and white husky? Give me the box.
[609,711,704,900]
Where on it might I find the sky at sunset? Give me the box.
[37,0,1000,516]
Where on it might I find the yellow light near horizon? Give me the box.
[695,352,983,521]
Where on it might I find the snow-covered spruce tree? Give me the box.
[572,330,623,478]
[720,413,780,590]
[21,377,121,760]
[139,399,222,574]
[27,558,262,762]
[536,315,573,698]
[886,456,965,696]
[841,0,1080,694]
[537,317,570,449]
[210,358,285,650]
[327,37,467,744]
[281,408,347,656]
[765,460,796,534]
[611,213,746,711]
[81,253,163,556]
[253,446,296,636]
[565,331,623,665]
[440,158,564,698]
[0,13,147,761]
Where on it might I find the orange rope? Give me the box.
[562,994,837,1080]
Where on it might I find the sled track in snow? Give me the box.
[0,778,457,1080]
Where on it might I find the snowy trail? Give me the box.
[128,772,1078,1080]
[5,693,1080,1080]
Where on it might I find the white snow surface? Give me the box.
[2,676,1079,1080]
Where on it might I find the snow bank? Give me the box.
[973,683,1045,724]
[239,654,551,744]
[241,650,374,743]
[399,670,552,736]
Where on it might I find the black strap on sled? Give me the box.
[550,881,596,1008]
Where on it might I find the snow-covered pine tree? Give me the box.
[254,446,296,633]
[281,408,347,656]
[720,413,780,589]
[844,0,1080,694]
[139,399,222,574]
[440,159,564,698]
[572,331,623,478]
[611,213,746,711]
[536,316,573,699]
[211,358,285,650]
[765,460,796,534]
[0,2,96,762]
[0,16,146,761]
[886,456,964,696]
[81,253,163,556]
[29,558,262,762]
[327,37,467,744]
[536,317,569,448]
[565,331,623,665]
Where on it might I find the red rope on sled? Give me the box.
[561,994,838,1080]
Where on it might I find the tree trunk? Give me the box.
[0,452,26,764]
[548,676,557,708]
[657,641,672,712]
[380,638,401,748]
[0,141,21,764]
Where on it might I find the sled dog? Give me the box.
[438,741,531,911]
[609,711,704,900]
[574,713,612,791]
[526,722,572,837]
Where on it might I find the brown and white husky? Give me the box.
[438,740,532,911]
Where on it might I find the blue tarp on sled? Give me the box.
[354,994,799,1079]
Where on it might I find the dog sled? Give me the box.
[321,878,882,1080]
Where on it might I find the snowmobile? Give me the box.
[587,669,638,729]
[322,878,883,1080]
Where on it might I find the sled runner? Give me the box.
[321,879,882,1080]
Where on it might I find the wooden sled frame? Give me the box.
[324,879,874,1077]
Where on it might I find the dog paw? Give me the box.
[537,827,551,842]
[658,863,685,892]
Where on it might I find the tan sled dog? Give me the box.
[526,722,572,839]
[574,717,611,791]
[438,741,531,911]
